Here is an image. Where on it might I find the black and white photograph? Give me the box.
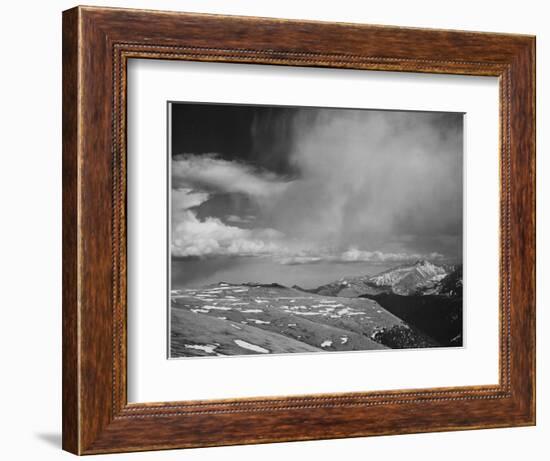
[169,102,464,358]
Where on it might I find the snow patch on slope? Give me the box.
[234,339,270,354]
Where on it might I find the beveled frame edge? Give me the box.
[62,5,535,455]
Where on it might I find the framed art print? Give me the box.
[62,6,535,454]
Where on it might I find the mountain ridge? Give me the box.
[301,260,460,298]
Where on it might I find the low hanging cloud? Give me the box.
[337,248,444,263]
[171,188,448,262]
[171,190,447,262]
[225,214,256,224]
[278,248,445,265]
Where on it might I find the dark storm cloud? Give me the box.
[170,103,463,264]
[262,109,463,259]
[171,102,305,175]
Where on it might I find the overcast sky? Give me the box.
[170,102,463,288]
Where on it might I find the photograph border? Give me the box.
[62,5,535,454]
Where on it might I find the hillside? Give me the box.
[360,292,463,346]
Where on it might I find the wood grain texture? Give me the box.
[62,7,80,454]
[62,5,536,455]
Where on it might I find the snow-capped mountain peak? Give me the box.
[367,260,449,295]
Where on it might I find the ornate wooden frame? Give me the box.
[62,5,536,455]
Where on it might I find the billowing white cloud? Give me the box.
[170,186,284,258]
[172,188,209,210]
[171,155,296,259]
[171,210,284,258]
[172,154,291,198]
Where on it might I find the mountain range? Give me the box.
[300,260,461,297]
